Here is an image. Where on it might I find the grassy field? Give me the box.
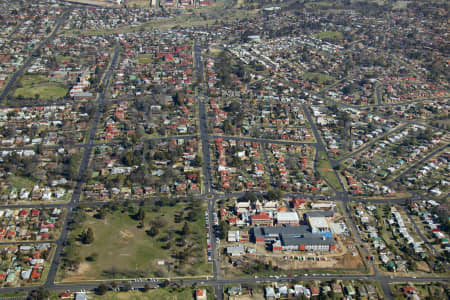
[305,1,334,8]
[14,75,67,100]
[58,201,211,282]
[7,174,37,189]
[90,287,214,300]
[127,0,150,7]
[95,289,194,300]
[136,54,154,64]
[304,72,335,85]
[56,55,78,64]
[48,287,215,300]
[317,151,342,191]
[71,7,259,35]
[315,31,344,40]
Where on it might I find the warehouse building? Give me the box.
[251,225,336,252]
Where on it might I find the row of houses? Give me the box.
[0,2,62,75]
[0,104,90,147]
[259,280,379,299]
[0,243,53,287]
[0,208,63,241]
[213,138,267,192]
[405,151,449,197]
[84,139,201,201]
[267,144,330,193]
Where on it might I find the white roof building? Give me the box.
[276,212,300,225]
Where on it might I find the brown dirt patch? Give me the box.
[62,262,94,282]
[340,252,363,269]
[119,230,134,240]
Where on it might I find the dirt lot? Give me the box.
[221,238,364,278]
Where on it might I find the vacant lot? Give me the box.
[58,200,211,281]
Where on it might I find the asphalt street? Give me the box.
[44,48,120,288]
[194,41,224,300]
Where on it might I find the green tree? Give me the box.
[96,284,108,295]
[68,153,81,180]
[31,288,50,300]
[266,189,282,200]
[161,280,169,287]
[218,220,230,240]
[82,227,95,244]
[182,222,190,235]
[136,125,145,139]
[86,252,98,262]
[173,92,184,106]
[147,226,159,237]
[123,151,135,166]
[136,207,146,221]
[192,155,202,167]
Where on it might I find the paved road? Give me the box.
[336,121,413,163]
[194,41,223,300]
[340,195,395,298]
[5,19,26,40]
[0,137,198,153]
[262,143,275,187]
[302,103,393,297]
[405,213,440,257]
[211,134,318,146]
[389,143,449,183]
[0,240,57,246]
[301,104,328,155]
[0,274,448,297]
[194,43,213,195]
[0,143,86,152]
[44,48,120,288]
[375,84,382,106]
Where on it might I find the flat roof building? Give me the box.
[276,212,300,225]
